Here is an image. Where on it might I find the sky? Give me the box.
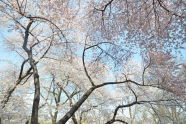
[0,27,186,69]
[0,27,23,68]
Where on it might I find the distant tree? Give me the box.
[0,0,185,124]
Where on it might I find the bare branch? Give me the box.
[142,57,151,85]
[82,35,95,86]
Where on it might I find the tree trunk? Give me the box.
[52,117,56,124]
[72,114,78,124]
[30,71,40,124]
[52,111,58,124]
[22,20,40,124]
[57,87,95,124]
[25,120,29,124]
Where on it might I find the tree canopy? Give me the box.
[0,0,185,124]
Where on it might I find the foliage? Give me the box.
[0,0,185,124]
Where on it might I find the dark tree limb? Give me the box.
[22,20,40,124]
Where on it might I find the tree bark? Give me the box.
[51,110,58,124]
[52,116,57,124]
[57,87,95,124]
[57,80,130,124]
[72,114,78,124]
[22,20,40,124]
[30,69,40,124]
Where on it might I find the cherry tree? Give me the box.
[0,0,185,124]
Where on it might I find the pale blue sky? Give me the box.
[0,25,186,68]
